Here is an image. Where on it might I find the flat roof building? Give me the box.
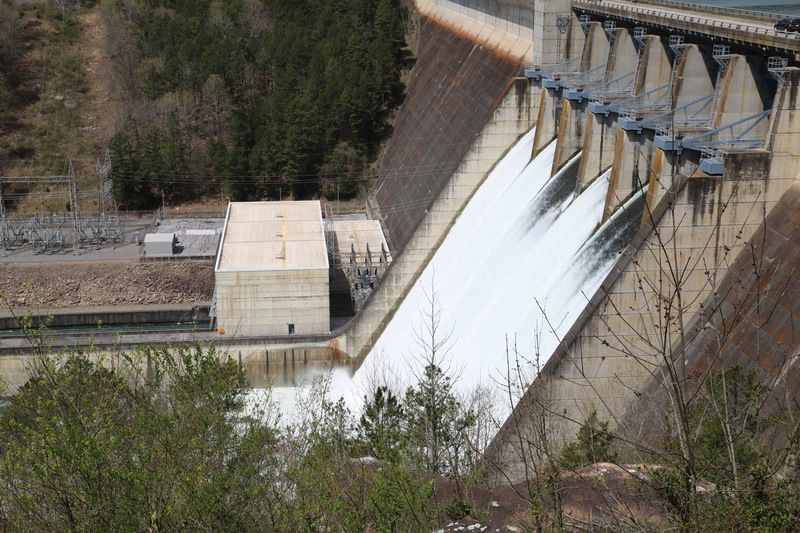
[143,232,176,257]
[214,201,329,337]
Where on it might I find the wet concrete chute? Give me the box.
[350,129,637,415]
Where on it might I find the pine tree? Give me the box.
[358,385,405,462]
[560,410,618,470]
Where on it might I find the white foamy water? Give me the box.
[349,129,623,416]
[245,366,355,427]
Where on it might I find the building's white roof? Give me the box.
[331,220,392,263]
[215,201,328,272]
[144,233,175,243]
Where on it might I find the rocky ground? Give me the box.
[432,462,667,532]
[0,260,214,308]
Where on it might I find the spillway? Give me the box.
[350,129,640,411]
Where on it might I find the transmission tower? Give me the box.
[94,150,124,245]
[68,161,80,252]
[97,150,114,218]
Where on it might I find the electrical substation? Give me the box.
[0,157,127,254]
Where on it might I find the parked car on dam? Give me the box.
[775,17,791,30]
[775,17,800,31]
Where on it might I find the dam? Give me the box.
[4,0,800,480]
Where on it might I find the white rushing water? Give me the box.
[348,128,636,416]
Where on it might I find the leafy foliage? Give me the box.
[0,345,277,532]
[649,365,800,532]
[689,365,772,486]
[359,385,406,462]
[405,363,475,478]
[0,337,453,532]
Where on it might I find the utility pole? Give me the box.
[68,161,80,254]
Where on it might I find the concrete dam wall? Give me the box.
[369,15,526,254]
[342,0,545,361]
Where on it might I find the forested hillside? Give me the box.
[0,5,16,123]
[0,0,409,212]
[0,0,108,215]
[0,2,24,164]
[104,0,410,209]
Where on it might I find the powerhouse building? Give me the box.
[214,201,330,337]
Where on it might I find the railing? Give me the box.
[682,110,772,152]
[561,63,609,92]
[572,0,800,43]
[631,0,790,22]
[613,83,671,115]
[643,93,715,132]
[526,57,581,80]
[585,71,637,101]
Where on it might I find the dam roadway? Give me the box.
[573,0,800,56]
